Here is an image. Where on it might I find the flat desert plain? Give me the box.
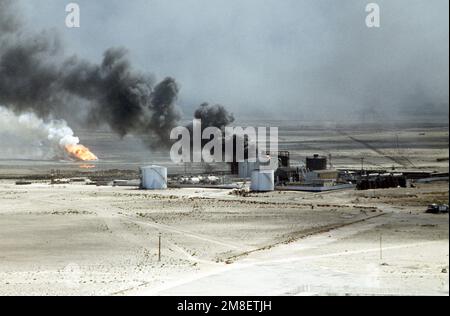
[0,181,448,296]
[0,122,448,296]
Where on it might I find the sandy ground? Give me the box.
[0,122,448,295]
[0,180,448,296]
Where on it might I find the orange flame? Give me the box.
[65,144,98,161]
[79,164,96,169]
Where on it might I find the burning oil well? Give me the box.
[0,107,97,161]
[1,1,172,155]
[0,0,237,164]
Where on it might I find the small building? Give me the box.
[304,170,339,186]
[238,155,279,179]
[231,151,287,177]
[275,167,300,184]
[357,173,407,190]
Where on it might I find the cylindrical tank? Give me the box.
[251,170,275,192]
[239,161,259,178]
[140,166,168,190]
[306,154,327,171]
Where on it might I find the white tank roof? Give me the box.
[251,170,275,192]
[140,165,168,190]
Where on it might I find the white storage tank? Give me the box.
[239,161,259,178]
[140,165,168,190]
[251,170,275,192]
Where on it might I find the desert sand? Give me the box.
[0,122,448,296]
[0,180,448,296]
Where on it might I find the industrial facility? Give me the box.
[0,0,448,298]
[128,150,446,194]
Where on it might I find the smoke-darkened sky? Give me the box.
[11,0,450,120]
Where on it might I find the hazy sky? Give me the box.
[17,0,449,121]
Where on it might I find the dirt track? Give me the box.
[0,180,447,296]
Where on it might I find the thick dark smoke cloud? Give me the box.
[4,0,447,137]
[190,103,250,161]
[194,103,235,129]
[0,0,185,148]
[62,49,181,147]
[0,0,62,117]
[44,0,444,122]
[149,77,181,145]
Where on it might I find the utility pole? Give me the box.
[380,234,383,260]
[396,133,401,155]
[158,233,162,262]
[361,157,365,175]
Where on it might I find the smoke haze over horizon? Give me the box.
[1,0,449,128]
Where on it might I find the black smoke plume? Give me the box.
[0,0,180,148]
[190,103,251,162]
[194,103,235,129]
